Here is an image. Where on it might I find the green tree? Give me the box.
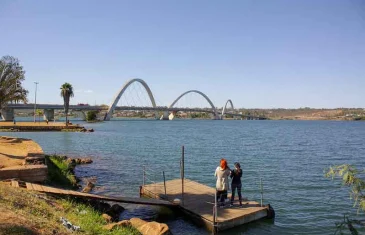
[36,109,43,122]
[86,110,99,122]
[326,164,365,234]
[0,56,28,110]
[60,83,74,126]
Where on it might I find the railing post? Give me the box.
[260,177,263,207]
[181,145,185,206]
[163,171,167,198]
[212,189,217,235]
[143,166,146,188]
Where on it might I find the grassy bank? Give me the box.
[0,155,140,234]
[45,155,78,189]
[0,183,139,235]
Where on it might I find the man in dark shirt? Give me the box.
[230,162,243,207]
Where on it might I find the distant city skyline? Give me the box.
[1,0,364,108]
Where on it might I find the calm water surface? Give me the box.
[3,120,365,235]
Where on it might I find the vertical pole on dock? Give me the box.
[181,145,185,206]
[163,171,167,198]
[143,166,146,188]
[260,177,263,207]
[212,189,218,235]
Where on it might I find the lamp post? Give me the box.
[33,82,39,122]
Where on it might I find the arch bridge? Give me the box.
[4,78,267,121]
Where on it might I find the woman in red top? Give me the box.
[215,158,231,207]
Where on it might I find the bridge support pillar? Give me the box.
[154,111,159,120]
[43,109,55,121]
[104,112,111,121]
[1,108,14,121]
[212,113,221,120]
[81,111,87,121]
[160,111,170,120]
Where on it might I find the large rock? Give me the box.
[130,218,171,235]
[80,158,93,164]
[73,157,93,165]
[103,220,131,231]
[109,204,125,214]
[81,181,95,193]
[89,200,111,213]
[102,213,112,223]
[106,204,125,221]
[129,218,147,228]
[66,158,77,168]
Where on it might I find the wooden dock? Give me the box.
[8,180,175,207]
[142,178,270,231]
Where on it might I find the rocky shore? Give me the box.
[48,155,172,234]
[0,137,172,235]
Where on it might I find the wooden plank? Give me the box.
[143,178,269,231]
[11,180,19,188]
[42,186,61,194]
[31,183,44,192]
[25,182,35,190]
[15,181,175,207]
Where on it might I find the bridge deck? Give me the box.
[8,180,175,207]
[142,178,268,231]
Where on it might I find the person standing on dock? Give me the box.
[215,158,231,207]
[230,162,243,207]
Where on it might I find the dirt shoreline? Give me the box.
[0,136,48,182]
[0,136,44,168]
[0,121,90,132]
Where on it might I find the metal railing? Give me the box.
[141,146,266,235]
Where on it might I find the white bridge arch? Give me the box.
[221,99,235,118]
[104,78,157,120]
[169,90,218,117]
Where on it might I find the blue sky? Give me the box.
[1,0,364,108]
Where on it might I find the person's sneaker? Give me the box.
[239,204,243,208]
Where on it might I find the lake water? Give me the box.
[3,119,365,235]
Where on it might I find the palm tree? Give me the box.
[0,56,28,110]
[60,83,74,126]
